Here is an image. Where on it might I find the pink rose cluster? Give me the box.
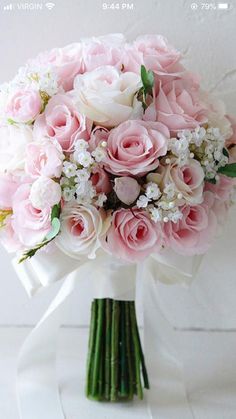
[0,34,235,263]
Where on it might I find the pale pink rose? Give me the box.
[29,177,61,210]
[0,174,19,209]
[56,202,105,259]
[121,44,143,73]
[206,97,233,141]
[91,166,112,194]
[82,34,124,72]
[144,79,208,134]
[25,140,64,178]
[134,34,182,76]
[225,116,236,162]
[0,216,22,253]
[6,88,42,123]
[89,126,109,150]
[114,177,140,205]
[0,124,33,174]
[229,146,236,163]
[73,66,141,128]
[205,174,235,201]
[156,159,205,204]
[12,183,51,247]
[162,191,217,256]
[30,43,83,91]
[103,208,162,262]
[212,199,230,225]
[33,94,91,151]
[226,115,236,147]
[104,120,169,176]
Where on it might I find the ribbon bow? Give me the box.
[13,248,202,419]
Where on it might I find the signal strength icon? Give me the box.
[45,2,55,10]
[3,3,13,10]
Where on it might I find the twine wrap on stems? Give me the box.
[86,298,149,402]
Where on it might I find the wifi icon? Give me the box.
[45,2,55,10]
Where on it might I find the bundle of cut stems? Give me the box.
[86,298,149,401]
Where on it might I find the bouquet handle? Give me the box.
[13,250,197,419]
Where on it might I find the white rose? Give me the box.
[56,201,105,259]
[73,65,141,127]
[0,123,33,174]
[29,177,61,210]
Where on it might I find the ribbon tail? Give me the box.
[17,272,77,419]
[138,262,195,419]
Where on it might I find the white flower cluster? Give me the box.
[169,126,229,180]
[5,65,59,97]
[137,182,183,224]
[61,139,107,207]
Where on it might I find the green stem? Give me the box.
[91,299,105,398]
[130,302,143,400]
[111,300,120,401]
[105,299,111,400]
[125,301,134,400]
[98,338,104,400]
[86,300,97,397]
[86,298,149,402]
[120,301,128,398]
[134,314,150,389]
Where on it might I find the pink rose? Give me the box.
[144,79,207,134]
[229,146,236,163]
[103,208,162,262]
[226,115,236,147]
[212,199,230,225]
[103,120,169,176]
[12,183,51,247]
[134,34,182,76]
[0,124,33,174]
[25,140,64,178]
[89,126,109,150]
[91,166,112,194]
[56,202,105,259]
[6,88,42,123]
[0,174,19,209]
[205,174,235,202]
[33,94,91,152]
[162,191,217,256]
[206,97,233,141]
[154,159,205,205]
[225,116,236,162]
[114,177,140,205]
[82,34,124,72]
[0,216,22,253]
[121,44,143,73]
[30,43,83,91]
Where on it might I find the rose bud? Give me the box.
[114,177,141,205]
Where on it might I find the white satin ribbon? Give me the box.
[13,248,201,419]
[138,261,195,419]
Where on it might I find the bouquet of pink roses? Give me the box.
[0,34,236,403]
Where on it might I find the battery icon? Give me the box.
[218,3,228,8]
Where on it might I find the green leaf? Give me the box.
[223,148,229,158]
[206,177,217,184]
[141,65,154,94]
[45,217,61,241]
[18,240,49,263]
[7,118,16,125]
[51,203,60,221]
[218,163,236,177]
[18,216,61,263]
